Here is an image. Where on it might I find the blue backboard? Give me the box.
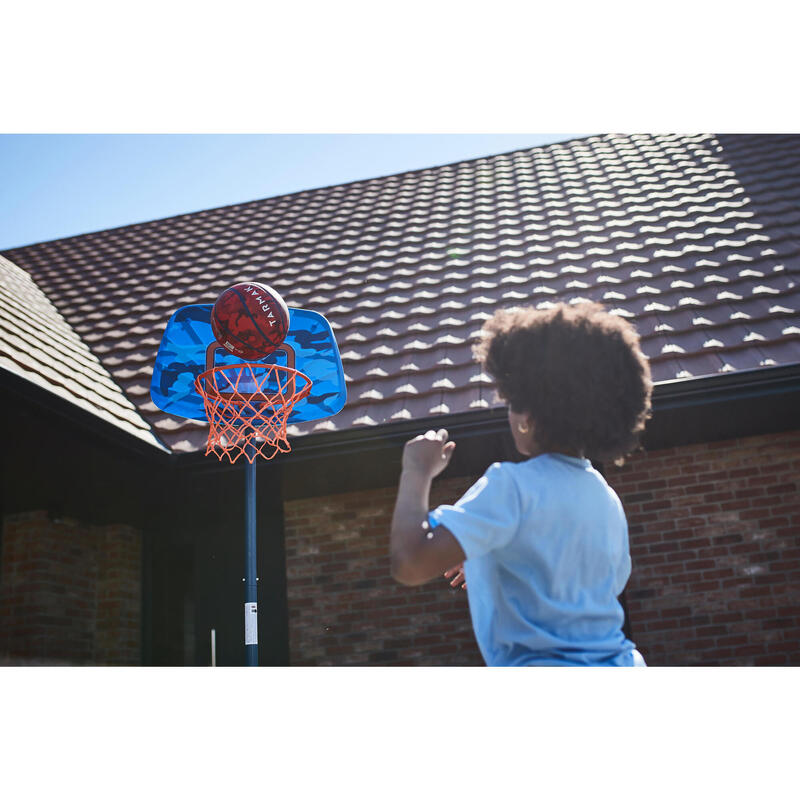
[150,304,346,423]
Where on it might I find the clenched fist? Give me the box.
[402,428,456,480]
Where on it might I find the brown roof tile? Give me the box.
[3,134,800,454]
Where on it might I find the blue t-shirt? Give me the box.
[429,453,636,666]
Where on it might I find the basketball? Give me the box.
[210,282,290,360]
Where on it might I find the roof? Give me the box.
[0,255,165,450]
[2,133,799,455]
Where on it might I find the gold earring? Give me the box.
[517,422,530,434]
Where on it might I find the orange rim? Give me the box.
[194,363,313,463]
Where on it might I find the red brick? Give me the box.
[684,559,717,571]
[733,489,764,505]
[702,568,734,580]
[666,475,699,488]
[704,492,735,503]
[660,563,688,575]
[637,479,669,491]
[766,483,797,495]
[748,475,786,488]
[660,606,693,619]
[738,508,772,521]
[739,586,773,598]
[732,645,768,657]
[691,580,723,592]
[646,618,681,631]
[712,611,743,624]
[753,655,790,665]
[650,542,681,554]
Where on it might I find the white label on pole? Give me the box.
[245,602,258,645]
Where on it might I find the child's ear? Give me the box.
[517,414,534,435]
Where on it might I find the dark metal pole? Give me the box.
[244,444,258,666]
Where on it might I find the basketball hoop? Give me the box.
[195,362,313,464]
[152,299,345,665]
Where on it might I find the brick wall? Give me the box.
[285,429,800,667]
[607,430,800,666]
[0,511,142,665]
[284,476,482,665]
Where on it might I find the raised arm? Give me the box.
[390,429,466,586]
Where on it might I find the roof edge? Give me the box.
[653,362,800,409]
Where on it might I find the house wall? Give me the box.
[284,430,800,666]
[284,477,481,665]
[0,511,142,665]
[606,429,800,666]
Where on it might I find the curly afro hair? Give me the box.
[473,302,653,464]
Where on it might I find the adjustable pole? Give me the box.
[244,443,258,666]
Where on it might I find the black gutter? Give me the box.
[652,362,800,409]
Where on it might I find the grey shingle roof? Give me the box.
[2,133,799,455]
[0,255,166,449]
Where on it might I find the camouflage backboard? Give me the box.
[150,304,346,424]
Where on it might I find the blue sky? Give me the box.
[0,134,583,251]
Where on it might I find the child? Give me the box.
[389,301,652,666]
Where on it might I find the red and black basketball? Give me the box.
[210,282,290,360]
